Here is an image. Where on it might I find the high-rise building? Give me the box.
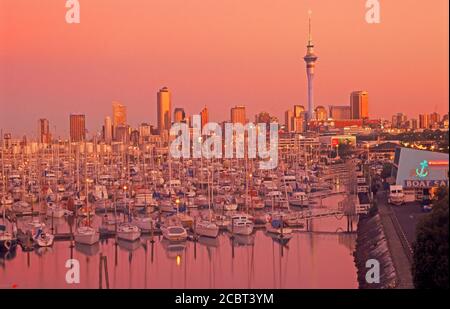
[38,118,51,144]
[419,114,430,129]
[410,118,418,130]
[115,125,130,143]
[392,113,407,129]
[293,114,305,133]
[130,130,140,146]
[315,106,327,121]
[350,91,369,119]
[112,101,127,127]
[231,106,246,124]
[303,12,318,122]
[104,116,112,143]
[139,123,152,137]
[285,110,293,132]
[157,87,172,134]
[200,107,208,128]
[69,114,86,142]
[173,108,186,123]
[329,106,351,120]
[430,112,441,126]
[293,105,305,118]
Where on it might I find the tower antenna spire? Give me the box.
[308,9,313,46]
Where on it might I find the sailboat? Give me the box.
[117,223,141,241]
[194,219,219,238]
[227,213,254,236]
[74,226,99,245]
[46,202,66,218]
[265,215,293,236]
[0,225,17,252]
[33,227,54,247]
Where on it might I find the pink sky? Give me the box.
[0,0,448,137]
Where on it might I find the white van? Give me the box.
[388,185,405,205]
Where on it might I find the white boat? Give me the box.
[0,195,13,205]
[46,202,66,218]
[227,214,254,236]
[224,202,238,211]
[74,226,99,245]
[134,192,157,210]
[264,191,283,207]
[161,225,188,242]
[265,219,293,236]
[34,229,54,247]
[117,223,141,241]
[194,220,219,238]
[250,196,265,210]
[131,216,155,231]
[0,225,17,252]
[12,201,31,214]
[289,191,310,207]
[159,200,176,212]
[194,195,209,207]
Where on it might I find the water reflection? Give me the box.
[1,196,358,289]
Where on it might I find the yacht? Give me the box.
[289,191,310,207]
[46,202,66,218]
[0,224,17,252]
[74,226,100,245]
[117,223,141,241]
[194,220,219,238]
[131,216,155,231]
[0,195,13,205]
[161,225,188,242]
[227,214,254,236]
[34,228,54,247]
[265,217,293,236]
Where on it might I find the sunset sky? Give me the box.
[0,0,448,137]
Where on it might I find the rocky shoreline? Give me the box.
[354,213,398,288]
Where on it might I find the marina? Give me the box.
[0,139,367,288]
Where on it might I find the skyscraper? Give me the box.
[38,118,51,144]
[112,101,127,127]
[293,105,305,118]
[419,114,430,129]
[104,116,112,143]
[315,106,327,121]
[430,112,441,126]
[285,110,293,132]
[69,114,86,142]
[329,106,351,120]
[174,108,186,123]
[304,11,318,123]
[200,107,208,128]
[157,87,171,134]
[350,91,369,119]
[231,106,246,124]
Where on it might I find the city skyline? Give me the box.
[0,0,448,136]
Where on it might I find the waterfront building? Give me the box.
[393,147,449,201]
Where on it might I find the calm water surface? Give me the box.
[1,195,358,289]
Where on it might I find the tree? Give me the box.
[412,189,449,288]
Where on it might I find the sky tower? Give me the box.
[304,11,318,124]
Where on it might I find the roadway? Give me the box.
[389,200,427,246]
